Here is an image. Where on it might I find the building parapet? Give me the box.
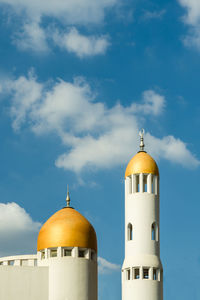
[0,254,37,266]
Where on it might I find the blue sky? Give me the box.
[0,0,200,299]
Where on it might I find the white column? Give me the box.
[140,266,143,279]
[72,247,78,258]
[57,247,62,258]
[149,267,153,280]
[28,259,35,266]
[132,175,136,193]
[154,176,158,195]
[45,248,48,259]
[14,260,21,266]
[147,174,152,193]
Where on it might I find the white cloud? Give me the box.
[179,0,200,25]
[13,21,48,53]
[131,90,165,116]
[145,134,199,169]
[183,26,200,51]
[53,27,109,58]
[178,0,200,50]
[0,202,41,256]
[3,71,42,131]
[98,257,120,274]
[0,72,199,173]
[0,0,116,54]
[0,0,117,25]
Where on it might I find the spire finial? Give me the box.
[139,129,145,151]
[66,185,70,207]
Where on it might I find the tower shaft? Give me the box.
[122,159,163,300]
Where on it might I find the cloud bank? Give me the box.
[0,71,199,173]
[0,202,41,256]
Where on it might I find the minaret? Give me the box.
[37,188,98,300]
[122,130,163,300]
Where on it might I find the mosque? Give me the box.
[0,131,163,300]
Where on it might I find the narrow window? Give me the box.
[50,249,57,257]
[128,176,132,194]
[152,222,158,241]
[8,260,14,266]
[152,223,156,240]
[136,175,139,192]
[144,175,147,192]
[153,268,157,280]
[64,249,72,257]
[0,262,3,265]
[41,251,45,259]
[152,175,154,193]
[126,269,131,280]
[143,268,149,279]
[79,250,85,258]
[133,268,140,279]
[127,223,133,241]
[91,252,96,261]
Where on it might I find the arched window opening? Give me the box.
[152,223,155,240]
[151,222,158,241]
[144,174,147,192]
[136,175,139,192]
[152,175,154,193]
[127,223,133,241]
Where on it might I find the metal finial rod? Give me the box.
[139,128,145,151]
[66,185,70,207]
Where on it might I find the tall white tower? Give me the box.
[122,130,163,300]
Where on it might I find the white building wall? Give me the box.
[38,248,98,300]
[0,265,48,300]
[49,258,97,300]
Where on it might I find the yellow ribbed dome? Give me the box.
[125,151,159,178]
[37,207,97,252]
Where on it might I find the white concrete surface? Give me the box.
[0,265,48,300]
[122,173,163,300]
[38,250,97,300]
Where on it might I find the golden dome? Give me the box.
[125,151,159,178]
[37,207,97,252]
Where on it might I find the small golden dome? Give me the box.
[37,207,97,252]
[125,151,159,178]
